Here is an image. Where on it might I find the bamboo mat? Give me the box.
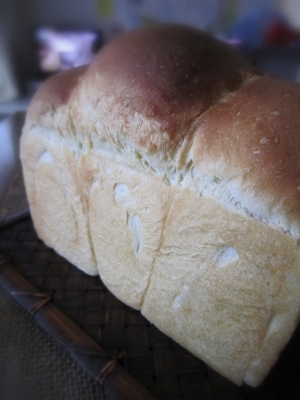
[0,283,113,400]
[1,217,300,400]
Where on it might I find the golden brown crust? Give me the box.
[193,75,300,234]
[27,25,256,153]
[26,65,88,125]
[81,24,256,149]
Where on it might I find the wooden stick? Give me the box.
[0,209,30,229]
[0,256,157,400]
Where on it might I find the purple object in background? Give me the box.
[34,27,103,75]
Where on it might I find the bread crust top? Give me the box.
[193,75,300,235]
[27,65,87,122]
[84,24,255,147]
[25,24,300,236]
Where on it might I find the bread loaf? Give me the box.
[20,24,300,387]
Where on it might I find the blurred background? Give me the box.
[1,0,300,109]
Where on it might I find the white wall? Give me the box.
[280,0,300,29]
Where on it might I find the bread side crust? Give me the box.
[21,117,300,384]
[141,188,300,386]
[20,125,98,275]
[84,151,172,308]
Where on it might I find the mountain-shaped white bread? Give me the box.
[21,24,300,387]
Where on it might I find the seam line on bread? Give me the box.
[140,188,175,309]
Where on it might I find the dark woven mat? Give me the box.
[1,218,300,400]
[0,283,112,400]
